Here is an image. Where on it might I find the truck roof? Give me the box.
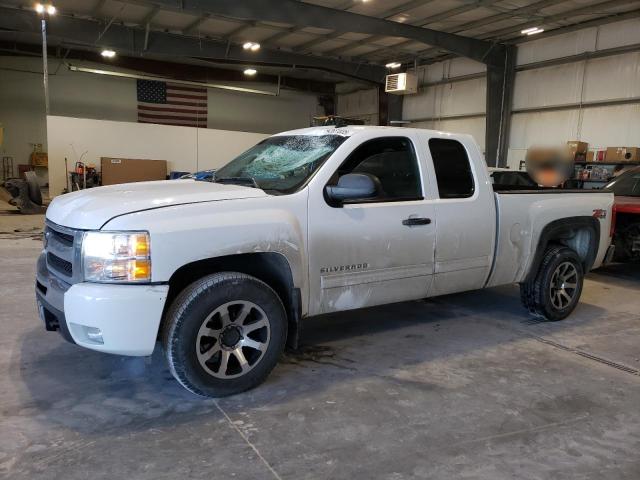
[274,125,464,139]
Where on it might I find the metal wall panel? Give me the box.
[582,52,640,101]
[403,77,486,120]
[513,63,583,109]
[510,105,640,149]
[411,117,486,152]
[517,28,598,65]
[336,87,379,124]
[595,18,640,50]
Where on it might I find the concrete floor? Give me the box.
[1,214,640,480]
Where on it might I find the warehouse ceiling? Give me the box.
[1,0,639,83]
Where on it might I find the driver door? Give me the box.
[307,135,436,315]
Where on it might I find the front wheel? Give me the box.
[162,272,287,397]
[520,246,584,321]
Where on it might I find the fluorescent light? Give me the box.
[46,4,55,14]
[243,68,257,76]
[385,62,401,69]
[101,49,116,58]
[522,27,544,35]
[243,42,260,51]
[35,3,45,13]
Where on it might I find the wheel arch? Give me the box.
[526,216,600,282]
[162,252,302,349]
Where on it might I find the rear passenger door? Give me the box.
[425,137,496,296]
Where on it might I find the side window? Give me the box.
[332,137,422,202]
[428,138,475,199]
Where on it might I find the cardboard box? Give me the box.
[605,147,640,163]
[586,151,594,162]
[566,141,588,162]
[567,141,588,154]
[30,152,48,167]
[101,157,167,186]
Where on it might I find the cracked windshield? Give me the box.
[212,135,347,192]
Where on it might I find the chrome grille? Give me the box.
[45,226,74,247]
[47,252,73,276]
[44,221,83,284]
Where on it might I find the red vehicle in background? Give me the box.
[605,166,640,262]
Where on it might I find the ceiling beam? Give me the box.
[92,0,108,17]
[260,26,298,44]
[118,0,506,66]
[341,0,504,60]
[403,5,640,67]
[483,0,639,40]
[290,0,431,54]
[411,0,640,61]
[0,7,386,83]
[389,0,563,61]
[510,8,640,44]
[182,14,209,35]
[141,5,161,25]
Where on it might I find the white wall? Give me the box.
[336,87,379,125]
[46,116,268,196]
[0,56,321,183]
[400,17,640,167]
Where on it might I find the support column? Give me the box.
[485,45,516,167]
[378,88,403,126]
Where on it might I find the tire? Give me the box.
[520,245,584,321]
[162,272,287,397]
[26,174,43,205]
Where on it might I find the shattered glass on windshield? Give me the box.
[213,135,346,193]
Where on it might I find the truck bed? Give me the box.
[492,185,611,194]
[486,189,614,288]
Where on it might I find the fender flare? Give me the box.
[525,216,600,282]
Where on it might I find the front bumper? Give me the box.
[36,252,169,356]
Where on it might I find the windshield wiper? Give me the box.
[214,176,260,189]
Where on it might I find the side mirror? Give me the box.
[325,173,377,205]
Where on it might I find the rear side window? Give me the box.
[428,138,475,198]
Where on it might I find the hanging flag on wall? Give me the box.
[136,80,208,128]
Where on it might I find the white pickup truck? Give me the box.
[37,126,614,397]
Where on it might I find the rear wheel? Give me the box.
[162,272,287,397]
[520,245,584,321]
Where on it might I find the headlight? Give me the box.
[82,231,151,283]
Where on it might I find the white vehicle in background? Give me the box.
[37,126,614,397]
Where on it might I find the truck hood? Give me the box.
[46,180,267,230]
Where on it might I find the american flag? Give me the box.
[137,79,208,128]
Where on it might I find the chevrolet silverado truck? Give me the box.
[37,126,615,397]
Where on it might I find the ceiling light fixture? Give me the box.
[521,27,544,35]
[101,49,116,58]
[243,42,261,51]
[385,62,401,69]
[35,3,56,14]
[243,68,257,76]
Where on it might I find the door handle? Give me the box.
[402,217,431,226]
